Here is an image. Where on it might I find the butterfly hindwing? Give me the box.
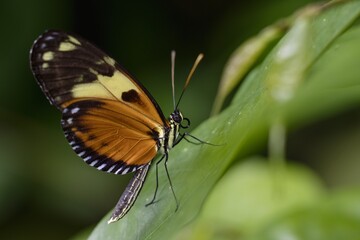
[61,99,160,174]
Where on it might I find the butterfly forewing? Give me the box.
[30,30,168,173]
[30,30,166,125]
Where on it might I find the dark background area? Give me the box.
[4,0,354,239]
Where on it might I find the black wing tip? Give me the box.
[30,30,70,55]
[29,29,64,74]
[29,30,55,107]
[29,30,78,109]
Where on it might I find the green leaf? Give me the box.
[88,1,360,239]
[249,189,360,240]
[211,20,287,115]
[172,158,325,240]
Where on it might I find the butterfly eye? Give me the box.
[171,110,183,124]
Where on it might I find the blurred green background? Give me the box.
[1,0,359,239]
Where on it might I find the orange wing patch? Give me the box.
[61,99,162,174]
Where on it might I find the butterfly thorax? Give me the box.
[157,110,184,154]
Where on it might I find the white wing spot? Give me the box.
[44,35,55,41]
[104,56,116,67]
[115,167,123,174]
[97,163,107,170]
[122,168,129,174]
[78,151,86,157]
[95,59,105,65]
[42,51,54,61]
[42,63,49,69]
[59,42,76,51]
[54,96,62,103]
[68,35,81,45]
[71,107,80,114]
[90,160,99,166]
[107,165,116,173]
[40,43,47,50]
[72,145,80,150]
[89,68,98,75]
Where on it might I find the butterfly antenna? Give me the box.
[171,50,176,109]
[175,53,204,110]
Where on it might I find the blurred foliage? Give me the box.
[1,0,360,239]
[174,159,360,240]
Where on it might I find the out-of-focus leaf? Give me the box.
[250,189,360,240]
[172,158,325,240]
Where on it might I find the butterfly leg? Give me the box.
[164,153,179,211]
[145,153,179,212]
[175,132,217,146]
[145,154,165,206]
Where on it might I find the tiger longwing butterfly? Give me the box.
[30,30,203,223]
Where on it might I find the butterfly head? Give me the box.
[170,109,183,126]
[172,109,182,121]
[170,109,191,129]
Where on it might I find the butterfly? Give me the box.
[30,30,204,223]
